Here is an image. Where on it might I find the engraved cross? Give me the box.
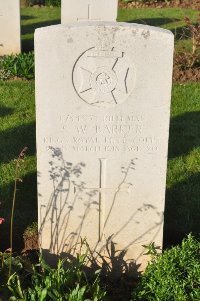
[76,159,130,242]
[77,4,101,21]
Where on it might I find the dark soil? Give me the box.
[173,65,200,82]
[119,0,200,9]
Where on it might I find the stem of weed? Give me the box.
[8,147,28,279]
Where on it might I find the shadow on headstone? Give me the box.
[42,238,142,280]
[38,148,163,279]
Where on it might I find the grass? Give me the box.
[21,7,200,52]
[165,83,200,246]
[21,7,60,51]
[168,83,200,189]
[0,6,199,251]
[0,81,36,251]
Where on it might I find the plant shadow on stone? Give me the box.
[38,147,164,284]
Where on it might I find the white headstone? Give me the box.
[35,22,174,274]
[61,0,118,24]
[0,0,21,55]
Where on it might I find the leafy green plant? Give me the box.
[7,254,106,301]
[132,234,200,301]
[0,52,34,80]
[0,252,25,287]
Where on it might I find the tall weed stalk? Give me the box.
[8,147,28,278]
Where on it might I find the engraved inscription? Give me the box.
[43,114,160,154]
[72,48,135,107]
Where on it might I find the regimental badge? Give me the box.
[72,47,135,107]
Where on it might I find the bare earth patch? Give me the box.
[119,0,200,9]
[173,65,200,82]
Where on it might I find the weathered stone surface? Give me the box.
[0,0,21,55]
[61,0,118,23]
[35,22,174,274]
